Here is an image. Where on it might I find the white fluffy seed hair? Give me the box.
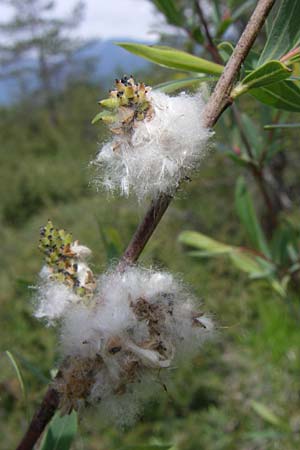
[94,91,212,201]
[56,266,214,426]
[34,268,80,325]
[34,261,91,325]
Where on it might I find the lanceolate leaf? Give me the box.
[116,43,224,75]
[217,41,234,64]
[264,123,300,129]
[179,231,232,255]
[235,176,270,257]
[251,401,284,428]
[154,76,214,93]
[179,231,274,279]
[229,251,272,278]
[232,61,291,98]
[251,80,300,112]
[5,351,27,406]
[259,0,300,64]
[40,411,77,450]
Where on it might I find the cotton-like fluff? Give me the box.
[57,267,213,425]
[34,279,80,324]
[34,222,214,426]
[92,76,211,201]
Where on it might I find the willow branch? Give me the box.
[16,1,276,448]
[196,0,279,235]
[16,387,60,450]
[119,0,276,265]
[203,0,276,128]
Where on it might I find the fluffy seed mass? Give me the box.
[93,77,211,201]
[34,224,213,425]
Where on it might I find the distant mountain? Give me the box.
[0,38,152,104]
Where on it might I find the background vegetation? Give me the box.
[1,1,300,449]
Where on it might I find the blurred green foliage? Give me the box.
[1,0,300,449]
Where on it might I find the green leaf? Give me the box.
[229,252,259,275]
[251,401,284,428]
[179,231,232,255]
[264,122,300,129]
[40,411,77,450]
[116,43,224,75]
[152,0,184,27]
[259,0,300,64]
[244,49,260,70]
[154,76,213,94]
[5,351,27,406]
[232,61,291,98]
[179,231,274,279]
[229,251,273,278]
[251,80,300,112]
[235,177,270,257]
[217,41,234,64]
[244,61,292,87]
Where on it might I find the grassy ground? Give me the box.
[0,82,300,450]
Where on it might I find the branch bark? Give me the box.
[120,0,276,265]
[16,387,60,450]
[196,0,282,237]
[203,0,276,128]
[15,1,276,448]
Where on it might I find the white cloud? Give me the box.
[59,0,160,40]
[0,0,161,41]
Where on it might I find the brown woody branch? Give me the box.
[196,0,281,236]
[16,387,60,450]
[16,1,276,448]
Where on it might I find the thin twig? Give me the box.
[203,0,276,128]
[195,0,280,234]
[194,0,223,64]
[120,0,276,264]
[16,387,60,450]
[15,1,276,448]
[118,193,172,269]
